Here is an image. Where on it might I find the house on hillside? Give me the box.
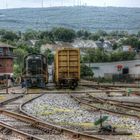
[41,42,72,54]
[26,40,38,47]
[72,39,98,48]
[116,45,134,52]
[122,45,134,52]
[95,41,113,52]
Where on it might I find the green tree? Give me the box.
[121,37,140,49]
[24,29,38,41]
[13,48,28,77]
[38,31,54,44]
[43,49,54,65]
[96,30,108,36]
[13,64,21,77]
[109,31,128,38]
[83,48,109,63]
[110,51,136,62]
[76,30,91,39]
[52,27,76,42]
[80,64,94,78]
[89,33,100,41]
[13,48,28,67]
[1,31,19,42]
[112,43,120,50]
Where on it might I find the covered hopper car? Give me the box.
[54,48,80,89]
[22,54,48,88]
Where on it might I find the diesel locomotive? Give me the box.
[22,54,48,88]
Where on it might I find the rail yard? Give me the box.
[0,48,140,140]
[0,83,139,140]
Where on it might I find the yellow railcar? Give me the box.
[54,48,80,89]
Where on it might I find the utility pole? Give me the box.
[5,0,8,9]
[6,75,8,94]
[41,0,44,8]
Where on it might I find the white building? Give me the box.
[86,60,140,79]
[72,39,98,48]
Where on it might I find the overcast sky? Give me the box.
[0,0,140,9]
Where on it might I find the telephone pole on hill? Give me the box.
[41,0,44,8]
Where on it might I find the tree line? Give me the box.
[0,27,139,77]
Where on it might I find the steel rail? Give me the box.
[20,93,104,140]
[0,94,24,106]
[80,82,140,88]
[0,121,44,140]
[83,97,140,110]
[26,89,128,94]
[87,94,140,111]
[70,95,140,120]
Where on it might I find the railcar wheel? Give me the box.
[70,81,76,90]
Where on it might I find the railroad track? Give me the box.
[21,93,137,137]
[0,109,63,140]
[20,93,104,140]
[0,88,138,139]
[70,94,140,120]
[87,94,140,109]
[0,93,104,140]
[80,81,140,89]
[26,89,128,94]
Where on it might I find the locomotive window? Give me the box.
[35,56,40,59]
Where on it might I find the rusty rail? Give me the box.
[0,94,24,106]
[87,94,140,110]
[80,82,140,88]
[20,93,104,140]
[70,95,140,120]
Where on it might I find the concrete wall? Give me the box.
[85,60,140,78]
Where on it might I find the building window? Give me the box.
[92,67,100,70]
[0,48,3,55]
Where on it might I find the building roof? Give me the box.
[0,42,15,48]
[95,41,103,48]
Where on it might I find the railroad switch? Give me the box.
[98,125,116,134]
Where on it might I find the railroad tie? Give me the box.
[1,128,12,135]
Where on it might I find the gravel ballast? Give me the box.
[23,94,140,140]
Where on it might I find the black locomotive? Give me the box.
[22,54,48,88]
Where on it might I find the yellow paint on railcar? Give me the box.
[54,48,80,84]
